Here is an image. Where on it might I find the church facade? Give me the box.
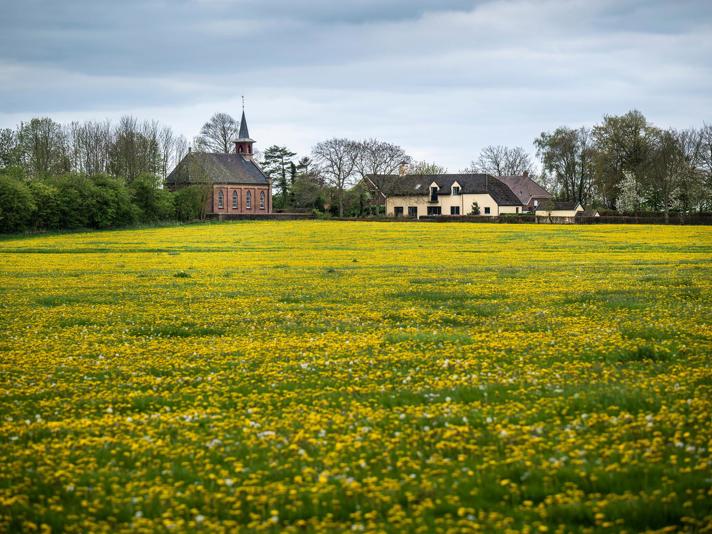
[166,110,272,215]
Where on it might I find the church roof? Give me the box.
[166,152,269,186]
[236,110,254,142]
[367,174,523,206]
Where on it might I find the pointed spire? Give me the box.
[238,109,250,140]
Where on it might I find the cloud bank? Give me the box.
[1,0,711,170]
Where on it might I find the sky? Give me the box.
[1,0,711,171]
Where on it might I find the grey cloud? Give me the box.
[0,0,711,171]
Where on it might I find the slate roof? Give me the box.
[368,174,523,206]
[166,152,269,186]
[535,201,582,211]
[497,175,552,205]
[237,110,253,142]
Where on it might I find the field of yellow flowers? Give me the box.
[0,221,711,532]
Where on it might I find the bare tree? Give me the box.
[67,120,113,176]
[312,138,358,217]
[108,116,161,181]
[466,145,533,176]
[195,113,239,154]
[645,128,688,222]
[673,128,705,211]
[353,138,410,178]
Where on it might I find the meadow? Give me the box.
[0,221,710,532]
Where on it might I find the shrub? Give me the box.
[0,174,36,233]
[26,180,62,230]
[50,174,100,229]
[89,175,138,228]
[173,186,205,221]
[130,174,175,222]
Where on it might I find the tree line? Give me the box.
[1,109,711,233]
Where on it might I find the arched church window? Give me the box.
[232,190,238,209]
[217,190,224,209]
[246,191,252,209]
[260,191,265,209]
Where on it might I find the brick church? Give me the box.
[166,110,272,215]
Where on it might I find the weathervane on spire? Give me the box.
[242,95,245,111]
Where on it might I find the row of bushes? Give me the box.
[0,173,205,233]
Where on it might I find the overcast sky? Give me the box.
[1,0,711,171]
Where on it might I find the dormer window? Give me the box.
[430,185,439,202]
[452,186,460,195]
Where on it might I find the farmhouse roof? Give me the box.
[166,152,269,186]
[368,174,523,206]
[536,201,581,211]
[497,175,553,205]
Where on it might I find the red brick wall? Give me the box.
[209,184,271,215]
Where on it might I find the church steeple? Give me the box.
[234,97,255,158]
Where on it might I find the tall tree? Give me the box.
[674,128,705,212]
[194,113,239,154]
[699,124,712,210]
[261,145,297,210]
[353,138,410,179]
[644,128,689,221]
[67,120,113,176]
[312,138,358,217]
[17,118,70,177]
[0,128,20,169]
[535,126,594,203]
[108,116,161,181]
[466,145,533,176]
[592,110,650,209]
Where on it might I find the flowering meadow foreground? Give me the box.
[0,221,711,533]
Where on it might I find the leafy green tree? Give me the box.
[0,128,21,169]
[17,118,70,177]
[0,174,36,232]
[535,126,594,203]
[592,110,651,209]
[261,145,297,210]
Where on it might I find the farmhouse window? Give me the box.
[232,191,238,209]
[217,190,224,209]
[246,191,252,209]
[484,207,491,215]
[427,206,441,216]
[408,206,417,217]
[394,206,404,216]
[430,186,438,202]
[450,206,460,215]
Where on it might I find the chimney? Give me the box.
[523,170,529,177]
[399,160,409,177]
